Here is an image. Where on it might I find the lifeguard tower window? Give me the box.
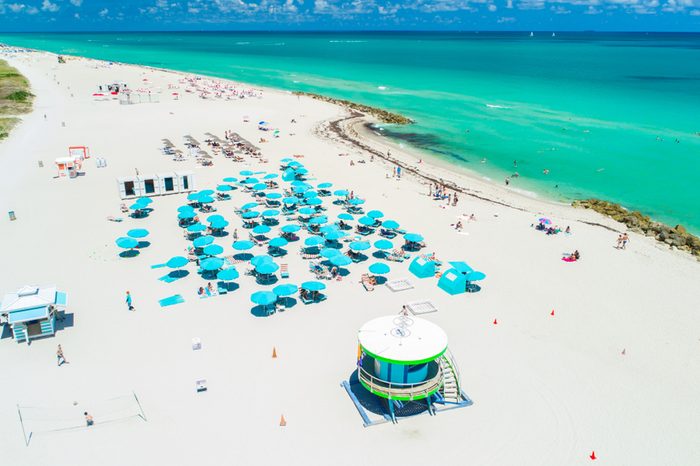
[125,181,135,197]
[164,177,175,192]
[182,176,189,190]
[144,179,156,194]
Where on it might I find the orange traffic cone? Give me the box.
[279,414,287,427]
[550,309,555,316]
[590,451,597,460]
[493,318,498,325]
[272,347,277,358]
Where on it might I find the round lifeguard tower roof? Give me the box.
[358,315,448,365]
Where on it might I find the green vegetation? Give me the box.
[0,59,33,138]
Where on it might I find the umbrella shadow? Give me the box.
[233,252,254,262]
[119,249,140,258]
[269,248,288,257]
[466,283,482,293]
[212,230,230,238]
[170,269,190,279]
[372,251,389,259]
[375,276,387,285]
[251,304,275,318]
[325,242,343,250]
[256,274,279,285]
[54,312,75,331]
[136,241,151,249]
[218,282,240,293]
[277,297,298,309]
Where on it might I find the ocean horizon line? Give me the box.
[2,29,700,35]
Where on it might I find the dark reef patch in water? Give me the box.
[366,123,469,163]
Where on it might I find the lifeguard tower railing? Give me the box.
[357,362,443,401]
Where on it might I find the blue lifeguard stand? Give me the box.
[1,285,67,343]
[408,256,436,279]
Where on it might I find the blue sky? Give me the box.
[0,0,698,31]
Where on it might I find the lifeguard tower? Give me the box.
[345,314,471,424]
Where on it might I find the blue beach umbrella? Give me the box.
[293,185,311,194]
[178,205,195,213]
[242,211,260,220]
[331,255,353,267]
[358,216,375,226]
[210,219,229,229]
[308,216,328,225]
[129,202,145,211]
[217,184,233,192]
[369,263,391,275]
[193,235,214,248]
[320,248,340,259]
[136,197,152,206]
[324,230,346,241]
[266,192,282,200]
[262,209,280,218]
[374,239,394,250]
[273,283,298,296]
[252,225,271,235]
[263,173,278,180]
[232,240,255,250]
[187,223,207,233]
[198,195,215,204]
[348,198,365,206]
[222,177,237,183]
[127,228,149,239]
[251,255,274,266]
[281,224,301,233]
[466,271,486,281]
[200,189,215,196]
[203,244,224,256]
[283,197,298,205]
[288,161,302,168]
[304,190,319,199]
[404,233,424,243]
[241,202,259,211]
[269,237,288,248]
[301,281,326,292]
[217,268,240,281]
[256,262,280,275]
[253,183,268,191]
[318,182,333,189]
[382,220,400,230]
[115,237,138,249]
[304,236,325,247]
[298,207,315,216]
[305,198,323,206]
[166,256,189,269]
[200,257,224,271]
[178,211,196,220]
[251,291,277,306]
[295,168,309,175]
[349,241,371,251]
[334,189,349,197]
[207,214,225,223]
[240,170,254,176]
[242,177,259,185]
[367,210,384,219]
[338,213,354,221]
[187,192,201,202]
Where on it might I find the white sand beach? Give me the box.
[1,50,699,466]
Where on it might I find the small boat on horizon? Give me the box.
[530,32,534,37]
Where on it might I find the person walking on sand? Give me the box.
[57,344,68,366]
[84,412,94,427]
[126,291,134,311]
[615,234,623,249]
[621,233,629,250]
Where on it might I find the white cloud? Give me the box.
[41,0,59,12]
[8,3,25,12]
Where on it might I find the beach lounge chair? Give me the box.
[385,278,414,292]
[280,264,289,279]
[360,274,375,292]
[386,249,407,262]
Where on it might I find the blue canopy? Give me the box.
[250,255,273,266]
[318,182,333,189]
[242,211,260,219]
[115,237,138,249]
[178,205,195,213]
[409,256,436,279]
[281,224,301,233]
[334,189,349,196]
[382,220,400,230]
[242,177,259,185]
[268,237,288,248]
[201,257,224,271]
[266,192,282,199]
[232,240,255,250]
[305,198,322,206]
[136,197,152,206]
[308,216,328,225]
[324,230,345,241]
[130,202,145,210]
[295,168,309,175]
[178,210,196,220]
[127,228,149,238]
[298,207,315,216]
[367,210,384,219]
[187,192,201,201]
[240,170,254,176]
[187,223,207,233]
[251,291,277,306]
[253,183,268,191]
[349,241,371,251]
[193,235,214,248]
[369,262,391,275]
[198,195,215,204]
[200,189,215,196]
[262,209,280,217]
[207,214,225,223]
[348,198,365,205]
[222,177,237,183]
[338,213,354,221]
[273,283,298,296]
[304,236,325,246]
[466,271,486,281]
[301,281,326,292]
[263,173,278,180]
[374,239,393,250]
[217,268,240,281]
[320,248,341,259]
[449,261,474,274]
[283,197,299,205]
[166,256,189,268]
[252,225,271,235]
[331,255,353,267]
[358,216,375,226]
[203,244,224,256]
[404,233,424,243]
[216,184,233,192]
[256,262,279,275]
[241,202,259,211]
[210,219,229,229]
[293,185,311,193]
[304,190,319,199]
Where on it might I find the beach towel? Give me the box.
[159,294,185,307]
[562,257,577,262]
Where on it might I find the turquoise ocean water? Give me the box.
[1,32,699,232]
